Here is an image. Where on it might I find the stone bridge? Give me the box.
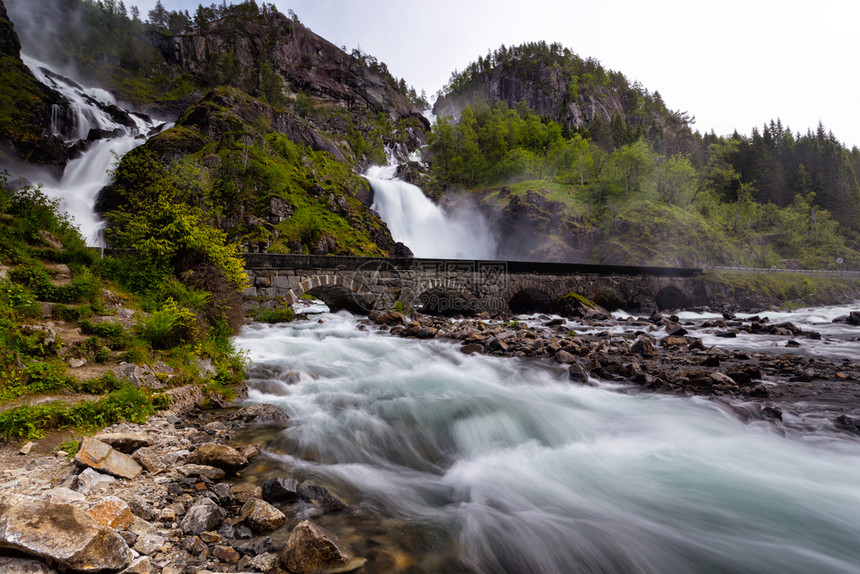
[242,254,703,315]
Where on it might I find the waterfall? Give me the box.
[365,164,497,259]
[15,56,163,247]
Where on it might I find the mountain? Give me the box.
[433,41,697,156]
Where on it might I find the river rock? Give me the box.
[0,556,59,573]
[93,431,152,453]
[554,349,577,364]
[298,484,347,512]
[227,403,290,426]
[631,336,658,357]
[279,520,364,574]
[187,443,249,474]
[568,363,590,384]
[0,494,132,572]
[180,498,227,535]
[176,464,226,481]
[262,477,301,503]
[75,436,143,479]
[241,498,286,532]
[459,343,484,355]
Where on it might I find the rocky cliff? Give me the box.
[433,41,695,154]
[0,0,69,169]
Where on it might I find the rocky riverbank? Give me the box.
[0,391,365,574]
[365,307,860,435]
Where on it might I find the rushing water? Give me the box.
[14,56,163,246]
[365,164,497,259]
[235,308,860,574]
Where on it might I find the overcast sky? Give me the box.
[133,0,860,148]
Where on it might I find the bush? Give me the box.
[80,319,126,350]
[139,298,199,349]
[256,303,295,323]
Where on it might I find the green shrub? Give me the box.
[80,319,126,349]
[139,298,199,349]
[256,303,295,323]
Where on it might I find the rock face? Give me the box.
[432,42,694,154]
[74,436,144,479]
[468,187,600,263]
[0,0,70,168]
[148,11,426,130]
[0,494,132,572]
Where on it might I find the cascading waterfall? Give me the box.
[365,163,497,259]
[235,305,860,574]
[17,56,163,246]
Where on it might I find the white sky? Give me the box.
[133,0,860,148]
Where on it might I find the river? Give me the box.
[234,305,860,574]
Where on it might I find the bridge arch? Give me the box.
[407,279,476,316]
[284,274,376,314]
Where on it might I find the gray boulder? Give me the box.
[0,494,132,572]
[74,436,143,479]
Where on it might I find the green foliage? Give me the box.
[0,385,165,440]
[255,303,295,324]
[106,148,247,290]
[57,439,80,458]
[138,298,199,349]
[80,319,127,350]
[394,300,405,314]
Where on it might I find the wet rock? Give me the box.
[180,498,227,535]
[749,384,769,397]
[631,336,658,357]
[786,339,801,347]
[0,494,132,572]
[460,343,485,355]
[262,477,301,503]
[187,443,249,475]
[487,337,508,352]
[568,363,590,384]
[834,415,860,435]
[74,437,143,479]
[238,536,273,556]
[240,498,286,532]
[279,520,365,574]
[227,403,290,426]
[93,432,152,453]
[554,349,577,364]
[248,552,279,571]
[661,336,687,348]
[298,484,347,512]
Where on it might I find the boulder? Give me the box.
[262,477,301,503]
[553,350,577,364]
[70,467,117,494]
[459,343,484,355]
[568,363,590,384]
[0,556,59,573]
[175,464,226,481]
[240,499,286,532]
[180,499,227,536]
[74,436,143,479]
[93,432,152,453]
[187,443,249,474]
[227,403,290,426]
[0,494,132,572]
[279,520,365,574]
